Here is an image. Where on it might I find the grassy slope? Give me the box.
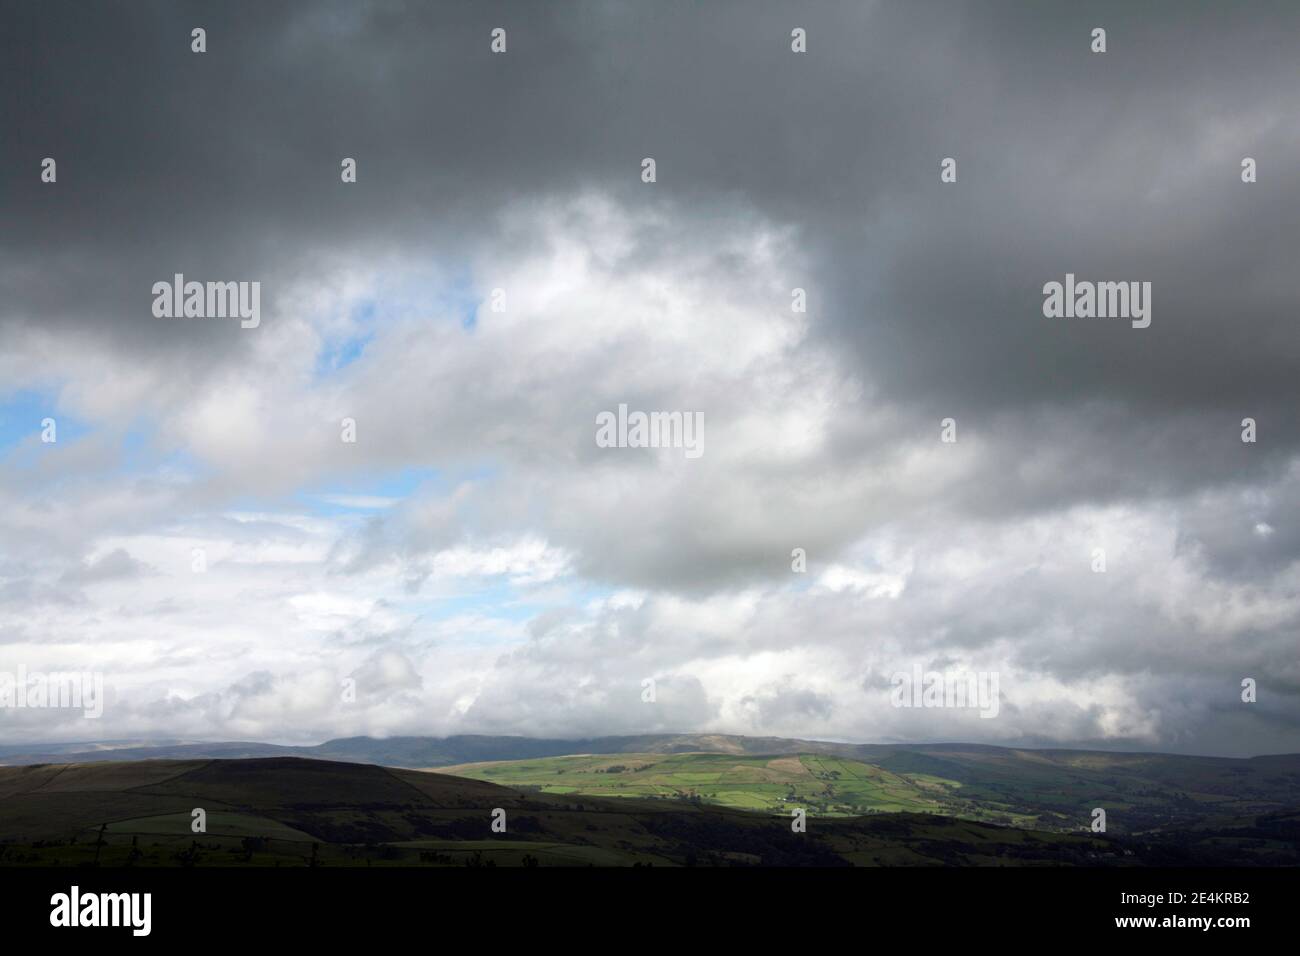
[0,756,1144,868]
[437,748,1300,837]
[436,752,1005,819]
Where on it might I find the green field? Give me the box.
[437,752,1038,825]
[437,747,1300,838]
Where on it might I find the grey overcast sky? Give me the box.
[2,0,1298,755]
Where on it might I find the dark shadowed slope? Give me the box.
[1,757,1295,867]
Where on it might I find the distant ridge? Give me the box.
[2,733,1296,769]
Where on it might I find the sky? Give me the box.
[1,0,1298,756]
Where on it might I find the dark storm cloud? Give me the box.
[5,0,1298,508]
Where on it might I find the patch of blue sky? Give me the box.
[306,284,486,515]
[313,299,377,379]
[118,418,207,480]
[443,270,481,330]
[312,270,484,382]
[387,267,482,331]
[299,466,440,517]
[420,583,534,623]
[786,575,815,594]
[411,580,603,628]
[0,388,92,456]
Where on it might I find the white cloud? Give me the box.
[2,193,1298,756]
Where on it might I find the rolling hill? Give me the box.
[7,734,1298,839]
[0,756,1294,867]
[434,748,1300,838]
[0,756,1141,867]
